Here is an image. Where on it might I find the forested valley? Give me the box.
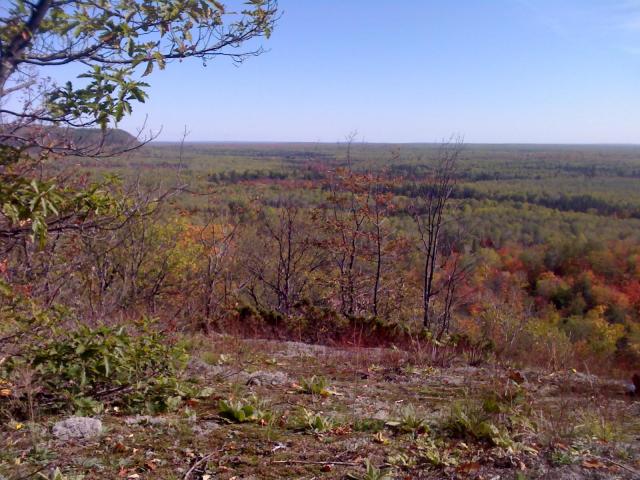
[2,0,640,478]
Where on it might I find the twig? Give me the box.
[10,463,50,480]
[271,460,359,466]
[183,453,214,480]
[594,456,640,477]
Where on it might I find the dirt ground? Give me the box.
[2,337,639,479]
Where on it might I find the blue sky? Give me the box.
[115,0,640,143]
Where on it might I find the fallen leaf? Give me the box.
[113,442,128,453]
[582,458,606,469]
[331,425,352,436]
[456,461,481,473]
[373,432,389,445]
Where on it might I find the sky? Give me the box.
[113,0,640,143]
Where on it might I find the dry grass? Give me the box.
[1,335,639,479]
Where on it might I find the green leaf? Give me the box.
[142,61,153,77]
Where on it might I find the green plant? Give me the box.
[550,449,576,466]
[49,467,85,480]
[293,408,334,433]
[218,396,270,424]
[575,409,623,442]
[353,417,386,432]
[346,459,393,480]
[482,380,528,414]
[387,452,416,468]
[387,404,428,435]
[415,437,459,467]
[1,306,199,418]
[297,375,333,396]
[443,400,513,448]
[200,351,233,366]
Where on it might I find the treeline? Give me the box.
[2,159,470,346]
[452,187,640,219]
[203,163,640,186]
[5,167,640,374]
[203,166,640,219]
[386,182,640,219]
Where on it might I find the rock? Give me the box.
[342,437,370,452]
[193,421,220,435]
[52,417,102,440]
[246,370,289,386]
[372,409,389,420]
[124,415,168,426]
[187,359,250,383]
[536,384,561,397]
[441,374,465,386]
[279,341,329,357]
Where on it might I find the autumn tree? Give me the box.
[0,0,278,245]
[363,169,409,319]
[0,0,279,404]
[242,196,324,316]
[411,138,465,336]
[321,167,371,317]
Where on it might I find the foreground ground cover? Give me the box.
[2,336,639,479]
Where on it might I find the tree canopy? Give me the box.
[0,0,278,244]
[1,0,277,143]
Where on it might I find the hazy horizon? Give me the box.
[146,139,640,147]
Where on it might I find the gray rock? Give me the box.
[246,370,290,386]
[279,341,329,357]
[372,409,389,420]
[52,416,102,440]
[193,421,220,435]
[342,437,370,452]
[124,415,168,426]
[188,359,250,383]
[441,374,465,386]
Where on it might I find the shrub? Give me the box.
[0,287,199,418]
[443,400,513,448]
[561,306,625,360]
[525,316,574,370]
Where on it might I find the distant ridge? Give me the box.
[1,126,138,153]
[69,128,138,149]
